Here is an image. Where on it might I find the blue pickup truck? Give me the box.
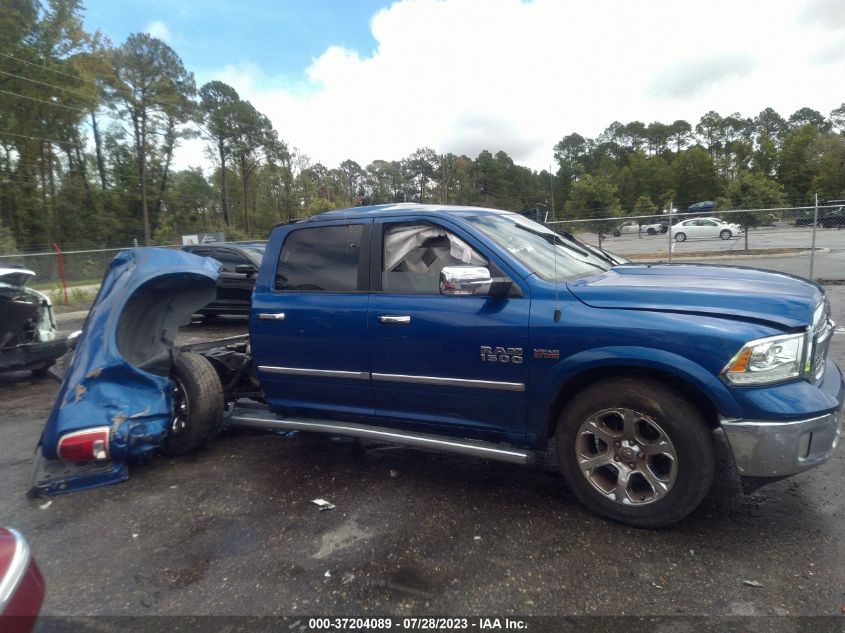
[31,204,843,527]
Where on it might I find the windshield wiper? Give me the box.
[514,223,593,258]
[514,224,610,272]
[561,232,620,266]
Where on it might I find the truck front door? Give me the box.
[367,218,530,440]
[251,220,373,419]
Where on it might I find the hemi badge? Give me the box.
[534,349,559,359]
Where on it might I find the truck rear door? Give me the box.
[250,220,373,419]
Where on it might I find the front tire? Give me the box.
[160,352,224,456]
[646,228,656,235]
[719,229,732,240]
[674,232,686,242]
[556,377,715,528]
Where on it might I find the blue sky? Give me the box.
[83,0,390,83]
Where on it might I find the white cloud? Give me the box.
[178,0,845,173]
[146,20,173,44]
[648,54,756,100]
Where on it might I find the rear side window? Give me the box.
[276,225,364,291]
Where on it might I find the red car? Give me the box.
[0,528,45,633]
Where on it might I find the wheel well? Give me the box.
[546,367,721,439]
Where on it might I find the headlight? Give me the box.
[722,333,806,385]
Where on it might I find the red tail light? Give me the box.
[57,427,110,461]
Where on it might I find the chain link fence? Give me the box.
[545,204,845,283]
[2,204,843,307]
[0,238,268,305]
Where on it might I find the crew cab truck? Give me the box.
[31,204,843,528]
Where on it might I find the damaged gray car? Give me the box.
[0,267,68,377]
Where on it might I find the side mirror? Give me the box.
[235,264,258,276]
[439,265,492,296]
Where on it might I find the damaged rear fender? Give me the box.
[32,248,220,495]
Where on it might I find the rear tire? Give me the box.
[160,352,223,456]
[674,232,686,242]
[556,377,715,528]
[647,228,656,235]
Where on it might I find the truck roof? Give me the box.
[294,203,513,224]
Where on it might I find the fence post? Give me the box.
[667,201,674,263]
[51,242,68,305]
[809,194,818,279]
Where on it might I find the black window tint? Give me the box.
[276,225,363,291]
[214,250,251,272]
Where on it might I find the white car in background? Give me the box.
[613,221,667,236]
[671,217,743,242]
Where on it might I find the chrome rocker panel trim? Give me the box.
[227,409,531,465]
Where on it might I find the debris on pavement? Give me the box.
[311,498,336,511]
[742,580,764,588]
[389,469,399,478]
[324,570,331,578]
[38,500,52,510]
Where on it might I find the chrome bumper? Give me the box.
[721,410,842,478]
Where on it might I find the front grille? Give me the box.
[811,301,833,383]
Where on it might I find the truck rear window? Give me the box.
[275,225,363,291]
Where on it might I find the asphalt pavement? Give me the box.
[1,296,844,620]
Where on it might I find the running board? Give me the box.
[227,409,532,465]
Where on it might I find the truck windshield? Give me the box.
[465,213,615,280]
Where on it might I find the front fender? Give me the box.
[526,346,742,447]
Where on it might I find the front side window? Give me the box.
[276,224,364,291]
[382,223,487,294]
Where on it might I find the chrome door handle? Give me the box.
[378,315,411,324]
[258,312,285,320]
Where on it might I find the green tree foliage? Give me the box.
[811,135,845,199]
[198,80,240,226]
[0,218,18,254]
[105,33,196,244]
[718,171,787,250]
[778,124,819,203]
[632,194,657,217]
[566,175,621,246]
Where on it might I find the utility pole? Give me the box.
[810,193,818,278]
[668,200,674,263]
[549,165,555,220]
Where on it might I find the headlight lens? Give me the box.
[722,333,806,385]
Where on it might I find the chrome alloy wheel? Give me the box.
[171,378,189,435]
[575,408,678,505]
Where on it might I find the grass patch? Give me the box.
[30,277,102,290]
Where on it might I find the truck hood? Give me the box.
[567,264,822,329]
